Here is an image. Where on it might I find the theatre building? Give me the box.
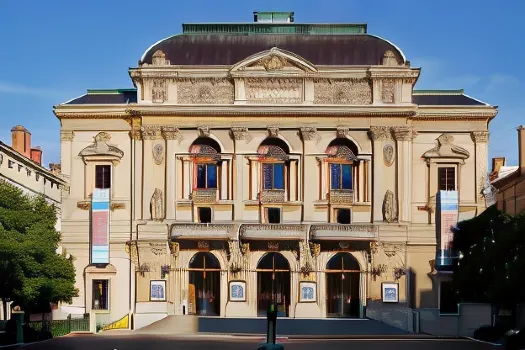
[54,12,498,327]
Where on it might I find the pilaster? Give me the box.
[471,131,489,203]
[393,126,415,223]
[60,130,74,177]
[130,127,142,222]
[368,126,393,222]
[141,126,161,219]
[162,126,180,220]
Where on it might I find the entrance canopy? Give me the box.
[309,224,377,241]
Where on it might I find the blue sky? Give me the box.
[0,0,523,167]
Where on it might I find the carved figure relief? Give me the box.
[381,79,395,104]
[245,78,302,104]
[423,134,470,161]
[150,188,164,221]
[313,78,372,105]
[383,143,395,167]
[267,126,279,138]
[152,144,164,165]
[152,50,169,66]
[382,190,398,223]
[152,79,166,103]
[258,54,288,71]
[382,50,399,66]
[178,78,234,104]
[78,132,124,160]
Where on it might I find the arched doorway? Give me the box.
[257,252,290,317]
[326,253,360,318]
[188,252,221,316]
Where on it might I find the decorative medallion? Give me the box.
[152,144,164,165]
[383,143,395,167]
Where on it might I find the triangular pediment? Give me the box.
[79,132,124,160]
[422,134,470,160]
[229,47,317,73]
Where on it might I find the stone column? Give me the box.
[130,127,142,222]
[221,158,229,200]
[141,126,161,219]
[368,127,393,222]
[162,126,182,220]
[393,126,415,223]
[471,131,489,204]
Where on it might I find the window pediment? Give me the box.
[79,132,124,163]
[229,47,317,74]
[423,134,470,161]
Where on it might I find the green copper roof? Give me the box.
[182,23,367,35]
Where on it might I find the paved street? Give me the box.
[18,334,498,350]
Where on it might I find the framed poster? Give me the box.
[382,282,399,303]
[150,280,166,301]
[91,188,110,264]
[229,281,246,302]
[299,282,316,302]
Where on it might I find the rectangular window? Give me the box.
[262,163,284,190]
[438,167,456,191]
[92,279,109,310]
[336,208,351,224]
[330,163,353,190]
[196,163,217,189]
[267,207,281,224]
[95,165,111,189]
[198,207,212,223]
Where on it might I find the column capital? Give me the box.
[161,126,183,142]
[471,131,489,143]
[368,126,392,141]
[129,127,142,140]
[392,126,416,141]
[230,126,252,142]
[299,126,320,142]
[140,125,162,140]
[60,130,75,142]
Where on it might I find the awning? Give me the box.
[240,224,307,241]
[171,223,234,240]
[309,224,377,241]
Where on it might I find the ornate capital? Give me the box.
[368,126,392,141]
[197,126,210,138]
[230,126,252,142]
[392,126,416,141]
[161,126,183,142]
[471,131,489,143]
[141,126,161,140]
[60,130,74,142]
[129,127,142,140]
[299,127,319,142]
[267,126,279,138]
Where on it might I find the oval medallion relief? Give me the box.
[153,143,164,165]
[383,143,394,167]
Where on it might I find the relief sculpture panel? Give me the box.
[178,78,234,104]
[245,78,303,104]
[313,78,372,105]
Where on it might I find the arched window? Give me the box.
[190,137,221,190]
[325,138,358,191]
[257,138,289,192]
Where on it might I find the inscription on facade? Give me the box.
[245,78,302,104]
[313,79,372,105]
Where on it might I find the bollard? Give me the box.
[257,305,284,350]
[11,310,24,344]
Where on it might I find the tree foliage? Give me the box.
[0,180,77,314]
[452,204,525,308]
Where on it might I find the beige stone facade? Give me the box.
[54,18,498,327]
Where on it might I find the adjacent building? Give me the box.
[53,12,498,328]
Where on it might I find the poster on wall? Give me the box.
[229,281,246,302]
[382,283,399,303]
[299,282,316,302]
[435,190,459,269]
[150,280,166,301]
[91,188,110,264]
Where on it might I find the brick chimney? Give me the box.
[519,125,525,176]
[11,125,31,158]
[30,146,42,165]
[489,157,506,181]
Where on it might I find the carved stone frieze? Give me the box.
[245,78,302,104]
[382,50,400,66]
[191,189,217,203]
[141,126,162,140]
[313,78,372,105]
[161,126,183,143]
[328,189,354,204]
[471,131,489,143]
[150,242,167,256]
[423,133,470,160]
[368,126,393,141]
[153,143,164,165]
[197,126,210,138]
[230,126,252,143]
[298,127,320,142]
[152,50,169,66]
[152,79,167,103]
[260,189,285,203]
[150,188,164,221]
[78,132,124,160]
[178,78,234,104]
[60,130,74,141]
[381,79,395,104]
[383,143,395,167]
[382,190,398,223]
[257,54,289,71]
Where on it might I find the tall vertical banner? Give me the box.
[435,190,458,269]
[91,188,110,264]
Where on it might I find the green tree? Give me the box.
[0,180,77,318]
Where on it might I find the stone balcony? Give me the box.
[191,189,218,203]
[259,189,285,203]
[328,189,354,204]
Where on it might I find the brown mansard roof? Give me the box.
[140,34,405,66]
